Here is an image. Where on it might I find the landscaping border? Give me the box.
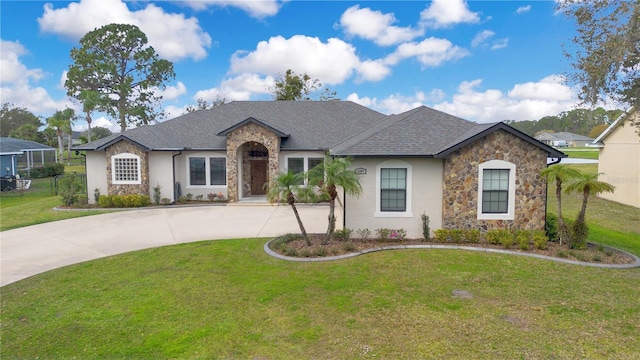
[264,239,640,269]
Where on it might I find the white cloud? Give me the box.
[182,0,282,18]
[347,90,446,115]
[339,5,423,46]
[38,0,212,61]
[517,5,532,14]
[194,73,275,101]
[0,40,45,84]
[356,60,392,82]
[230,35,361,84]
[420,0,480,28]
[156,82,187,101]
[471,30,495,48]
[0,40,70,115]
[384,37,469,67]
[490,38,509,50]
[434,76,577,122]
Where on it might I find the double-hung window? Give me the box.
[188,156,226,186]
[482,169,509,213]
[112,153,141,184]
[380,168,407,212]
[375,160,412,217]
[477,160,516,220]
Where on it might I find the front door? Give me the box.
[250,160,268,195]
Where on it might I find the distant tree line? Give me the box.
[504,107,623,138]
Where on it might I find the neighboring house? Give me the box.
[591,107,640,208]
[74,101,565,238]
[0,137,57,176]
[535,132,595,148]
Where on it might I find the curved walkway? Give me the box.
[0,204,330,287]
[264,240,640,269]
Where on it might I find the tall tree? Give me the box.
[47,109,75,162]
[540,164,581,247]
[185,97,227,113]
[308,156,362,244]
[266,171,311,246]
[564,173,615,249]
[0,103,42,137]
[270,69,337,101]
[560,0,639,127]
[9,124,44,143]
[65,23,175,133]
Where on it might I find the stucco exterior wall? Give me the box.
[85,151,107,204]
[598,112,640,208]
[442,130,548,231]
[173,151,229,200]
[345,157,444,239]
[105,140,149,196]
[148,152,176,202]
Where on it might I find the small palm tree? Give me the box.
[564,173,615,248]
[540,164,581,246]
[266,171,310,246]
[308,156,362,244]
[47,108,75,162]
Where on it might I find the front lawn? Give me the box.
[2,238,639,359]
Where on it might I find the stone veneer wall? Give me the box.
[105,140,149,196]
[241,142,269,196]
[225,123,280,202]
[442,130,548,231]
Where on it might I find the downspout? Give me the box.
[172,151,182,202]
[343,188,346,229]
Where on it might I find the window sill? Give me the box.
[477,213,514,221]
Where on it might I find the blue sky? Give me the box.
[1,0,580,132]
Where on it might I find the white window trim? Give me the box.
[375,160,413,218]
[477,159,516,220]
[186,155,227,188]
[111,153,141,185]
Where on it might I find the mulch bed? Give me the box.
[271,234,636,265]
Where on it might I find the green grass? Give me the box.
[1,162,639,358]
[0,177,109,231]
[562,148,599,160]
[2,238,639,359]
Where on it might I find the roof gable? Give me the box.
[593,106,637,145]
[216,117,290,137]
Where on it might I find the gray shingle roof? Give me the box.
[1,137,55,154]
[73,101,565,158]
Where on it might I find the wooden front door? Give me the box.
[250,160,268,195]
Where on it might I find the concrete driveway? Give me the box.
[1,203,333,287]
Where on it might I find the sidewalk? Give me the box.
[1,204,333,287]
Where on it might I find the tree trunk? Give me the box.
[288,192,310,246]
[555,177,568,246]
[323,184,338,244]
[67,133,72,161]
[86,113,92,143]
[56,130,63,163]
[578,186,591,226]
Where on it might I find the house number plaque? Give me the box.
[355,168,367,175]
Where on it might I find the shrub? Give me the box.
[592,254,602,262]
[94,188,101,203]
[390,229,406,241]
[433,229,450,243]
[515,230,530,250]
[76,194,89,207]
[153,184,162,204]
[58,173,83,206]
[161,198,171,205]
[466,229,481,244]
[342,241,357,252]
[333,228,353,241]
[356,228,371,241]
[375,228,391,241]
[185,193,193,201]
[421,213,431,241]
[532,231,548,250]
[195,195,204,201]
[546,213,559,242]
[313,247,328,257]
[450,229,464,244]
[98,194,150,208]
[283,246,299,257]
[486,229,514,248]
[571,221,589,250]
[207,193,217,201]
[25,162,65,178]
